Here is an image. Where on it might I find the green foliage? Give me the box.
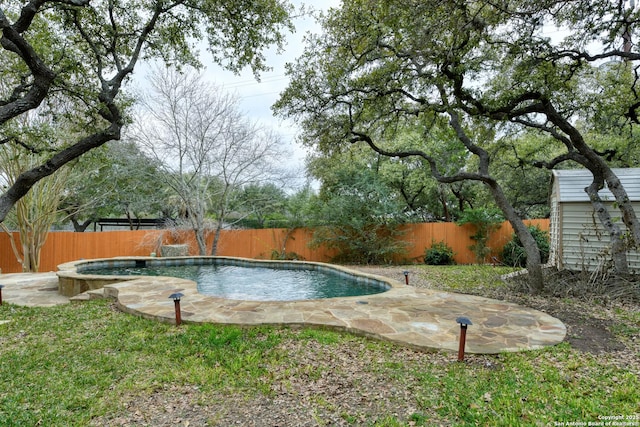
[308,166,409,264]
[502,226,550,267]
[232,183,288,228]
[307,143,443,222]
[273,0,640,277]
[0,120,73,270]
[424,241,455,265]
[414,264,518,293]
[283,185,317,228]
[0,0,293,224]
[456,207,504,229]
[270,249,304,261]
[312,219,408,265]
[60,141,167,230]
[456,208,504,264]
[490,132,559,219]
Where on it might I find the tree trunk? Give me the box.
[0,123,121,223]
[194,228,207,256]
[438,186,451,222]
[210,220,223,256]
[71,218,92,232]
[448,109,545,291]
[485,181,544,293]
[353,111,545,292]
[184,201,208,256]
[280,227,298,259]
[601,168,640,244]
[126,211,134,231]
[585,182,629,275]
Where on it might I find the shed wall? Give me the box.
[558,201,640,271]
[548,191,561,267]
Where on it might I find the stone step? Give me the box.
[69,287,106,303]
[87,288,106,300]
[69,293,90,303]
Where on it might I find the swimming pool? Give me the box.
[53,257,568,354]
[59,257,391,300]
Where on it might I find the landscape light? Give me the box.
[169,292,184,326]
[455,316,473,362]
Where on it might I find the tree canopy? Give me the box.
[275,0,640,284]
[0,0,293,222]
[59,140,167,231]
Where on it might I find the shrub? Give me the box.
[270,250,304,261]
[317,224,409,265]
[456,208,504,264]
[501,226,550,267]
[424,241,455,265]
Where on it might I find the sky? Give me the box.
[196,1,342,174]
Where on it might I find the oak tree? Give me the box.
[0,0,293,222]
[276,0,640,288]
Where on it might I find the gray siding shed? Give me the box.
[549,169,640,272]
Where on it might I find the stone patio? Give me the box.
[0,271,566,354]
[0,272,70,307]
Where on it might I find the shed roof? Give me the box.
[552,168,640,202]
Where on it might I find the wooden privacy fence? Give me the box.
[0,219,549,273]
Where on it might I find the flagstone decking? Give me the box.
[0,270,566,354]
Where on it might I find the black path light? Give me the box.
[403,271,409,285]
[169,292,184,326]
[456,316,473,362]
[0,284,4,305]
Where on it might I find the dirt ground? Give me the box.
[91,266,639,426]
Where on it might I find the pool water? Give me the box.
[82,264,389,301]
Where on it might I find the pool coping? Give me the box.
[55,257,567,354]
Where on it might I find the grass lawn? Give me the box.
[0,265,638,426]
